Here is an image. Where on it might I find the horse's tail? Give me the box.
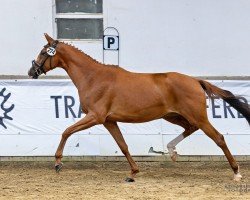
[198,80,250,125]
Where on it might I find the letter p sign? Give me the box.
[103,35,119,50]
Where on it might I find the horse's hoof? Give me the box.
[125,177,135,182]
[233,173,242,182]
[55,163,63,173]
[170,151,178,162]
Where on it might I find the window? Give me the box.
[54,0,103,40]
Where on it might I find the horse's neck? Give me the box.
[60,46,102,90]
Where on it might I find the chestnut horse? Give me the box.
[28,34,249,182]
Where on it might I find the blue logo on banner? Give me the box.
[0,88,14,129]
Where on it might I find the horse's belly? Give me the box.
[107,105,168,123]
[107,76,173,122]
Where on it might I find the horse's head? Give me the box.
[28,34,60,79]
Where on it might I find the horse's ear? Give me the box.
[44,33,54,45]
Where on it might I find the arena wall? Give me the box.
[1,0,250,76]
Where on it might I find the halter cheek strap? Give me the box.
[32,40,58,76]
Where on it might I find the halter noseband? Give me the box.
[32,40,58,77]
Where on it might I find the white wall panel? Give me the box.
[1,0,250,75]
[0,0,53,75]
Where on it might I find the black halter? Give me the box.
[32,40,58,77]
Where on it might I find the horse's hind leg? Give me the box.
[199,120,242,181]
[163,114,198,161]
[104,121,139,182]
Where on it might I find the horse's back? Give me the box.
[106,70,205,123]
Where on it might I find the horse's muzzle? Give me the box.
[28,67,37,79]
[28,60,45,79]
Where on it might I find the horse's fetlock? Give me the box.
[55,153,62,159]
[132,168,139,174]
[232,164,239,174]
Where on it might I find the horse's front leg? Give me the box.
[55,114,98,172]
[104,121,139,182]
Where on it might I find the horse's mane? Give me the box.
[60,41,119,68]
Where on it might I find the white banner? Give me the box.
[0,80,249,156]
